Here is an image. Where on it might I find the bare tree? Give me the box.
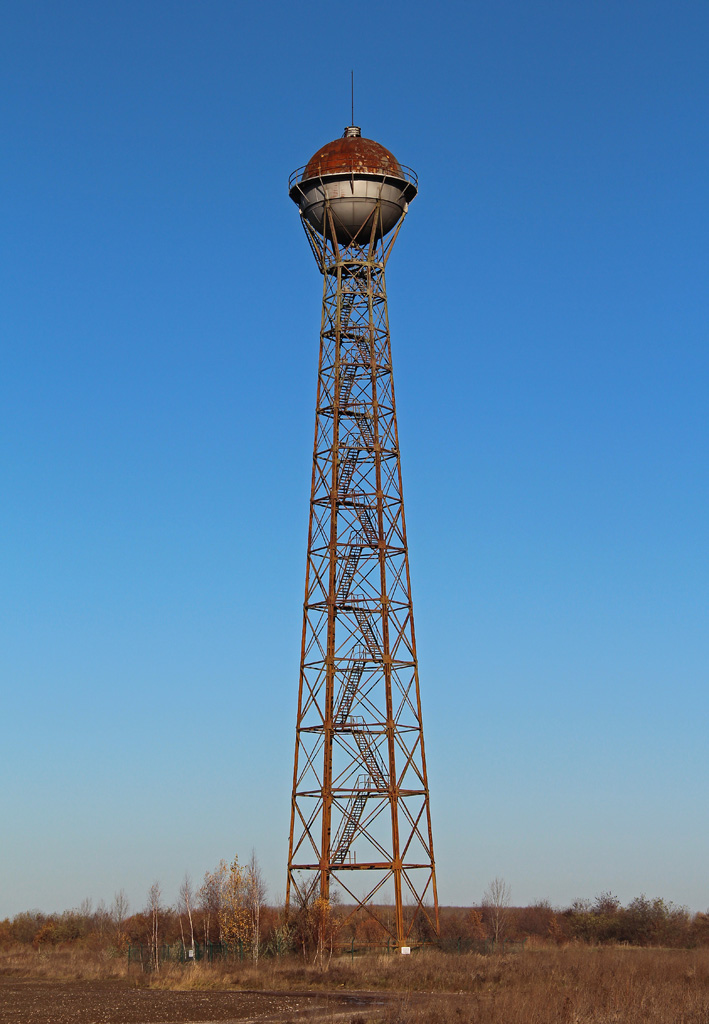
[112,889,130,940]
[94,899,110,940]
[176,900,186,950]
[76,897,93,939]
[198,863,226,945]
[246,852,267,963]
[178,873,196,956]
[483,876,511,945]
[146,882,162,971]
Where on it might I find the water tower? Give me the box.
[286,125,438,945]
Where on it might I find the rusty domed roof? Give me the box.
[304,128,403,180]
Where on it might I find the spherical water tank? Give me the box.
[289,127,417,243]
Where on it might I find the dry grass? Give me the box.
[371,946,709,1022]
[3,944,709,1021]
[0,944,127,982]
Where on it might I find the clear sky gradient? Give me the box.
[1,1,707,918]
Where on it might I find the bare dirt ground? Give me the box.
[0,978,392,1024]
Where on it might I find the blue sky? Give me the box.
[1,0,707,918]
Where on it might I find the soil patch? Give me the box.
[0,978,387,1024]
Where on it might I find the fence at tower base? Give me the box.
[126,938,289,969]
[127,936,526,969]
[333,938,526,958]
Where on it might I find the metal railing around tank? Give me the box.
[288,162,418,191]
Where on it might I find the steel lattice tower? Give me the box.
[286,125,438,945]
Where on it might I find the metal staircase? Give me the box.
[322,281,392,879]
[337,534,362,601]
[353,410,375,448]
[338,361,357,410]
[354,336,371,365]
[332,775,369,865]
[353,606,381,660]
[331,721,389,865]
[335,648,367,724]
[339,288,356,329]
[351,719,387,789]
[337,449,359,499]
[352,500,378,546]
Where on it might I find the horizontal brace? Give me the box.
[290,863,433,871]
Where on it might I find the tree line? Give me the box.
[449,880,709,949]
[2,864,709,955]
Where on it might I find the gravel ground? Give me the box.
[0,979,389,1024]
